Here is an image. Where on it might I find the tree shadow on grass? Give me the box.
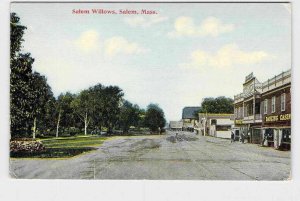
[10,147,97,158]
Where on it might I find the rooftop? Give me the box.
[233,68,291,101]
[182,107,201,119]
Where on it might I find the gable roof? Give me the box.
[182,107,201,119]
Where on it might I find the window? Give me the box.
[271,96,276,113]
[211,119,217,125]
[249,103,253,116]
[216,125,231,131]
[240,107,243,118]
[264,99,268,114]
[255,102,260,114]
[282,128,291,143]
[265,128,274,141]
[244,105,248,117]
[281,93,286,111]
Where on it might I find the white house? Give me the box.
[197,113,234,139]
[169,121,183,131]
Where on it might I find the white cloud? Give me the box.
[72,31,147,58]
[124,15,168,27]
[74,30,100,53]
[182,43,271,70]
[104,36,147,57]
[168,16,235,38]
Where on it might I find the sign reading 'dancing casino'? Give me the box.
[265,114,291,122]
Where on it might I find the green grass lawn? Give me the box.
[11,135,107,159]
[40,135,107,148]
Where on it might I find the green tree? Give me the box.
[10,13,26,59]
[10,13,55,138]
[119,100,141,134]
[88,84,105,133]
[10,12,34,137]
[71,90,94,135]
[30,72,54,138]
[55,92,76,137]
[144,104,166,133]
[10,53,34,137]
[102,86,124,134]
[39,95,56,136]
[71,85,123,135]
[200,96,234,114]
[137,108,146,128]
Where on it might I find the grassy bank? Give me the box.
[11,135,107,159]
[40,135,107,148]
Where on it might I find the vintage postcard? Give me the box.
[10,2,291,180]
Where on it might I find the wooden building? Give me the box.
[261,69,291,149]
[197,113,234,139]
[233,72,263,143]
[169,121,183,131]
[182,107,200,132]
[233,69,291,149]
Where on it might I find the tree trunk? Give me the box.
[56,111,61,138]
[26,122,31,138]
[33,117,37,139]
[84,112,88,135]
[108,123,113,135]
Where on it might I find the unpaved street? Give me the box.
[10,131,290,180]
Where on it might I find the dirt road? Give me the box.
[10,131,290,180]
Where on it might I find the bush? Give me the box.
[69,127,80,136]
[10,140,45,153]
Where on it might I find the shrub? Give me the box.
[69,127,80,136]
[10,140,45,153]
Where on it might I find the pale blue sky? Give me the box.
[11,3,291,121]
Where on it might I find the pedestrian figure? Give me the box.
[241,133,245,144]
[248,131,251,143]
[261,133,268,146]
[231,131,234,143]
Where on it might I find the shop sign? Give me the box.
[235,120,243,125]
[265,114,291,122]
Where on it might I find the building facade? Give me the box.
[182,107,200,132]
[261,69,291,149]
[169,121,183,131]
[197,113,234,139]
[233,73,263,143]
[233,69,291,149]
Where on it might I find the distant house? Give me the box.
[182,107,200,132]
[169,121,183,131]
[197,113,234,139]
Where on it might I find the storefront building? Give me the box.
[261,69,291,150]
[233,69,291,149]
[233,73,263,143]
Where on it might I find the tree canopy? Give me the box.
[118,100,141,133]
[144,104,166,133]
[200,96,234,114]
[10,13,55,138]
[10,12,167,138]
